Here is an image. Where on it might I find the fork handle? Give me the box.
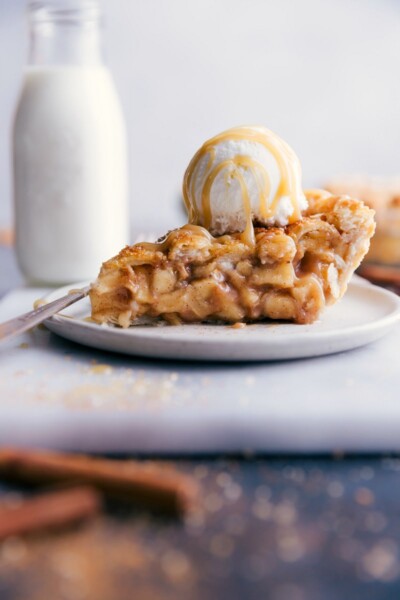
[0,286,90,343]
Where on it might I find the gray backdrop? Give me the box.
[1,0,399,232]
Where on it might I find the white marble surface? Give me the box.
[0,285,399,454]
[1,0,400,231]
[1,1,399,454]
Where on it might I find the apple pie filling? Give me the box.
[90,192,375,327]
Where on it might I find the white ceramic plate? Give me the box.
[43,277,400,361]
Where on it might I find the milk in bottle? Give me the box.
[13,0,129,284]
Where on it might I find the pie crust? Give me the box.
[90,191,375,327]
[326,177,400,265]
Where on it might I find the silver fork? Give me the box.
[0,232,158,343]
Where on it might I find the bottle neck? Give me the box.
[27,1,103,66]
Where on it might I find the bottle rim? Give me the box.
[28,1,102,24]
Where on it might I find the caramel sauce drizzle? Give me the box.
[182,126,303,246]
[137,224,216,253]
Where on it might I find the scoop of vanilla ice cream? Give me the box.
[183,126,307,235]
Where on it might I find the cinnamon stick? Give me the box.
[0,448,198,517]
[0,486,100,540]
[358,264,400,288]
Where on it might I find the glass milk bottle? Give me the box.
[13,0,129,284]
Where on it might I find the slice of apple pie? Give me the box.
[90,190,375,327]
